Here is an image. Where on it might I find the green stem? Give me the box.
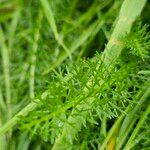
[0,89,7,150]
[123,104,150,150]
[115,118,136,150]
[101,0,147,67]
[40,0,71,59]
[0,26,12,136]
[117,86,150,142]
[39,0,58,41]
[8,9,20,52]
[62,0,112,36]
[43,20,98,75]
[101,116,107,137]
[77,1,120,61]
[0,100,39,136]
[29,11,43,100]
[0,88,6,113]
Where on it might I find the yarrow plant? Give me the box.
[0,0,150,150]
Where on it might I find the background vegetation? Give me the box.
[0,0,150,149]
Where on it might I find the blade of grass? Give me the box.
[39,0,58,41]
[29,11,43,100]
[44,0,119,74]
[77,1,121,60]
[0,87,6,113]
[115,118,137,150]
[116,88,150,144]
[61,0,113,36]
[0,100,40,135]
[101,0,147,67]
[123,104,150,150]
[43,20,98,75]
[0,26,12,136]
[101,116,107,137]
[40,0,71,59]
[8,9,20,52]
[0,88,7,150]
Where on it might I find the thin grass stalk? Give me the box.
[0,26,12,136]
[0,89,7,150]
[101,116,107,137]
[0,100,40,135]
[116,87,150,144]
[77,1,120,61]
[8,9,20,52]
[0,88,6,112]
[43,1,120,74]
[40,0,71,59]
[123,104,150,150]
[43,20,98,74]
[61,0,113,35]
[115,118,136,150]
[29,11,43,100]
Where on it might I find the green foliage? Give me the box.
[0,0,150,150]
[19,52,149,146]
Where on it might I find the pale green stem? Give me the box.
[0,100,39,135]
[101,0,147,67]
[0,27,12,136]
[77,1,120,61]
[39,0,58,40]
[101,116,107,137]
[0,89,7,150]
[116,87,150,143]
